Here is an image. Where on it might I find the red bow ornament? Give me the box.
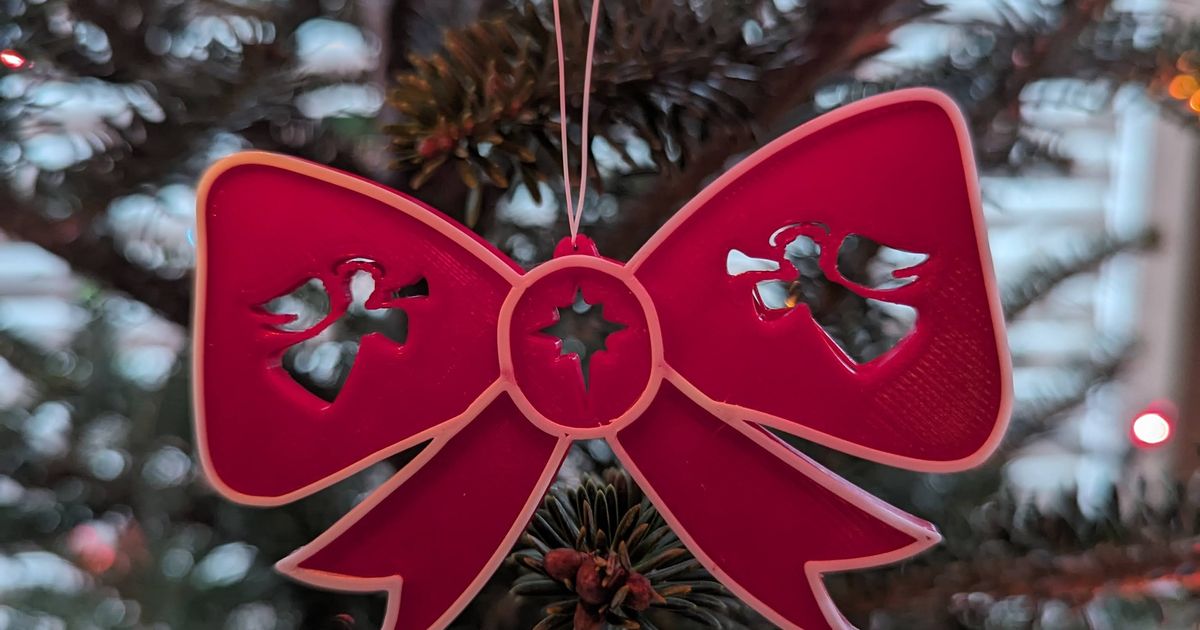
[194,89,1011,629]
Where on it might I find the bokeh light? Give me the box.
[1131,410,1172,448]
[0,49,27,70]
[1169,74,1199,100]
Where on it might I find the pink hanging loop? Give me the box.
[551,0,601,245]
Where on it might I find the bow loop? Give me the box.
[195,153,520,504]
[630,89,1010,471]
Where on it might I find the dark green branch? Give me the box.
[1001,229,1158,321]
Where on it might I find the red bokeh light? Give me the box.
[0,49,27,70]
[67,524,117,574]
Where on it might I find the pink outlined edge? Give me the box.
[627,86,1013,474]
[191,86,1012,630]
[496,254,666,439]
[192,151,525,508]
[274,384,573,630]
[607,367,944,630]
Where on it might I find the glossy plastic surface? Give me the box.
[194,88,1011,630]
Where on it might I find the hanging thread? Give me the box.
[551,0,601,245]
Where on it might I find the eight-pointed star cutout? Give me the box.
[540,289,626,388]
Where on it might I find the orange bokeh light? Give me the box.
[1188,90,1200,113]
[1169,74,1200,100]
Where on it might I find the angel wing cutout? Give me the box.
[258,261,428,402]
[194,154,521,503]
[630,90,1010,472]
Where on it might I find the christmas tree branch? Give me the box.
[831,469,1200,626]
[966,0,1115,165]
[824,2,1189,173]
[386,0,815,192]
[0,198,192,326]
[0,327,85,400]
[1001,340,1134,455]
[602,0,926,260]
[384,0,931,246]
[1,0,364,326]
[1001,229,1158,321]
[837,532,1200,626]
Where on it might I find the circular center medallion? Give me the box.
[500,255,660,437]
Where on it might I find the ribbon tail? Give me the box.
[277,393,568,630]
[610,380,939,630]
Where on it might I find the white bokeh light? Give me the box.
[1131,412,1171,447]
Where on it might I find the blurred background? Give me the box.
[4,0,1200,628]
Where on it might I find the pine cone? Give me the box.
[510,469,751,628]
